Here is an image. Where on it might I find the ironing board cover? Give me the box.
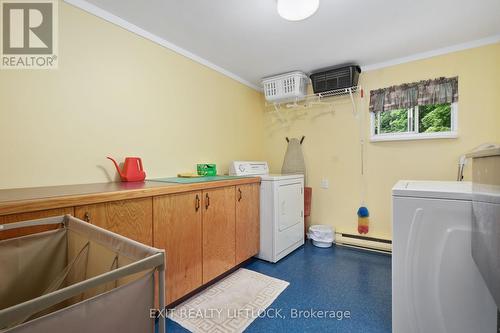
[281,137,306,182]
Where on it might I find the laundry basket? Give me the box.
[262,71,309,103]
[0,215,165,333]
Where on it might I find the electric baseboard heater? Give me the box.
[335,232,392,254]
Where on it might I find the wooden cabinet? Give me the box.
[235,183,260,264]
[153,192,203,304]
[0,207,74,240]
[0,178,260,305]
[153,185,259,304]
[202,186,236,283]
[74,198,153,245]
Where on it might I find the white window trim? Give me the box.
[370,103,458,142]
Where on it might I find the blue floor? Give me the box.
[166,241,392,332]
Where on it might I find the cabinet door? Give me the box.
[235,183,260,264]
[153,192,202,304]
[0,207,74,240]
[74,198,152,245]
[202,186,236,283]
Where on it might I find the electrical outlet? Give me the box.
[320,178,329,189]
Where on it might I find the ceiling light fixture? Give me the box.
[277,0,319,21]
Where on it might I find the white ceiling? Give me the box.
[69,0,500,90]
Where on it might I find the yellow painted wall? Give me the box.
[1,2,498,242]
[0,3,264,189]
[263,43,500,239]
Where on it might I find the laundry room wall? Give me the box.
[0,2,265,189]
[263,43,500,239]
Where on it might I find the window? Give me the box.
[370,102,457,142]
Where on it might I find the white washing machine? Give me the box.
[392,180,497,333]
[230,161,304,263]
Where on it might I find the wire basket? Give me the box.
[262,71,309,103]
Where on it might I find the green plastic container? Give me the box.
[197,164,217,176]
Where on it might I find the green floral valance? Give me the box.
[369,77,458,113]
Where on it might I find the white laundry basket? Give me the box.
[262,71,308,103]
[308,225,335,248]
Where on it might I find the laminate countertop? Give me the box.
[0,177,261,216]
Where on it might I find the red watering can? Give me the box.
[107,156,146,182]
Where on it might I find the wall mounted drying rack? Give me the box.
[265,86,363,124]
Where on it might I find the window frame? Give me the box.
[370,102,458,142]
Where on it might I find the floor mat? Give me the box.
[168,268,289,333]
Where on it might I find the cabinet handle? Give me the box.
[83,212,91,223]
[195,194,200,211]
[238,188,242,202]
[205,193,210,210]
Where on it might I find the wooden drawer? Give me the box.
[75,197,153,245]
[0,207,74,240]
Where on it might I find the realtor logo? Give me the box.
[1,0,58,69]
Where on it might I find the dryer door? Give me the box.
[277,181,303,232]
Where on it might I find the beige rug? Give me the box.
[168,268,289,333]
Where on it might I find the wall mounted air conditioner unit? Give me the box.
[310,65,361,94]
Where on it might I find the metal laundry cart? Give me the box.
[0,215,165,333]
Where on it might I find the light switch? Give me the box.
[320,178,329,189]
